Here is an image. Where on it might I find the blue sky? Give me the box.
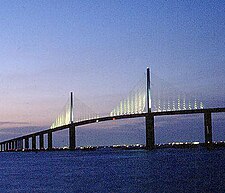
[0,1,225,145]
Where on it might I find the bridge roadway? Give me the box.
[1,107,225,151]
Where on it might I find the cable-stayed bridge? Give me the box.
[0,68,225,152]
[50,69,205,128]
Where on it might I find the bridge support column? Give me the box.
[3,143,5,151]
[15,140,18,150]
[204,112,212,144]
[25,137,29,150]
[5,143,8,151]
[18,139,23,150]
[32,135,36,150]
[48,131,52,150]
[39,134,44,150]
[146,114,155,149]
[11,141,15,150]
[9,142,12,150]
[11,141,14,150]
[69,124,76,150]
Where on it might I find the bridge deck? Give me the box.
[1,107,225,144]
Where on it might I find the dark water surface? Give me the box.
[0,147,225,193]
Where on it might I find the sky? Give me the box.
[0,0,225,145]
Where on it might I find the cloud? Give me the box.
[0,121,30,126]
[0,126,48,141]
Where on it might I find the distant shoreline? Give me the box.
[2,142,225,152]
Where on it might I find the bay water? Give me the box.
[0,147,225,192]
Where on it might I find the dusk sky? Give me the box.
[0,1,225,146]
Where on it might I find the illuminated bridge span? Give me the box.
[0,68,224,152]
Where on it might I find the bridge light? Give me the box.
[183,96,186,110]
[124,99,127,115]
[177,96,181,110]
[142,95,146,112]
[131,94,134,114]
[135,92,138,113]
[200,102,204,109]
[117,106,120,116]
[158,99,161,112]
[172,100,176,111]
[163,103,166,112]
[167,99,171,111]
[194,99,198,109]
[189,101,192,110]
[120,101,123,115]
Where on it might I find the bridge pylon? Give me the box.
[69,92,76,149]
[146,67,155,149]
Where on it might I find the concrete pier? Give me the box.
[32,135,36,150]
[39,134,44,150]
[18,139,23,150]
[12,141,15,150]
[204,112,212,144]
[25,137,29,149]
[145,114,155,149]
[4,143,7,151]
[48,131,52,150]
[69,124,76,149]
[9,142,12,150]
[14,140,18,150]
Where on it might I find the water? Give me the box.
[0,147,225,193]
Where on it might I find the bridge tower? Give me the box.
[69,92,76,149]
[146,67,155,149]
